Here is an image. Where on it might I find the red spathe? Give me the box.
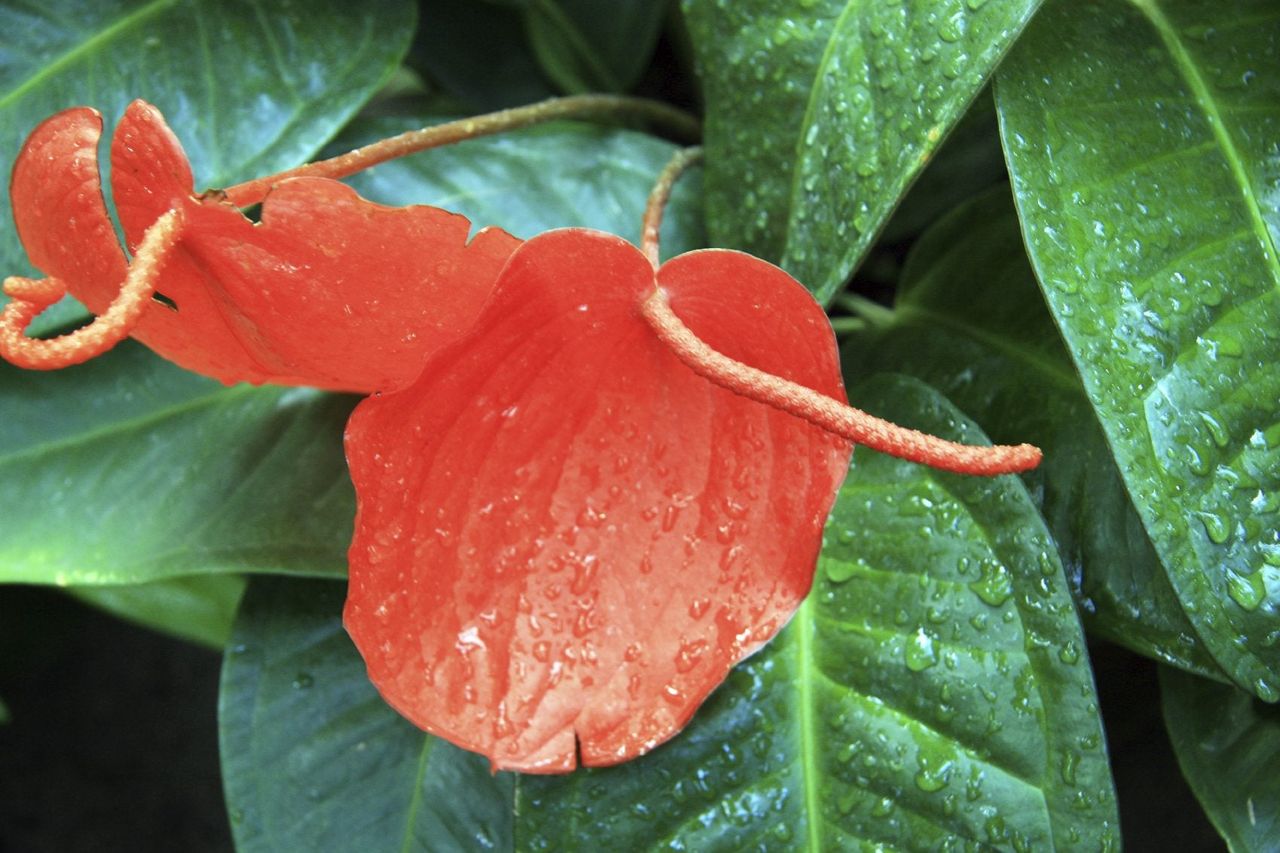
[10,102,519,392]
[344,229,852,772]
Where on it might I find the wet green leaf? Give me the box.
[0,341,356,586]
[218,378,1116,850]
[219,577,513,852]
[997,0,1280,699]
[523,0,668,93]
[68,574,246,649]
[330,111,705,259]
[842,188,1225,678]
[0,0,415,332]
[1161,666,1280,851]
[683,0,1043,302]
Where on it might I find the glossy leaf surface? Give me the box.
[997,0,1280,699]
[68,574,245,649]
[842,189,1223,678]
[12,102,519,392]
[220,578,512,852]
[1161,666,1280,851]
[683,0,1043,301]
[330,111,706,258]
[344,229,851,772]
[223,378,1116,849]
[0,0,415,331]
[0,340,355,586]
[523,0,667,93]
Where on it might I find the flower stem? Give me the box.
[0,209,184,370]
[640,289,1042,476]
[224,96,702,208]
[640,146,703,267]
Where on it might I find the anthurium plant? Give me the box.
[0,0,1275,850]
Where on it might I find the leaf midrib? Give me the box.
[0,0,179,111]
[793,594,824,852]
[399,737,432,853]
[0,383,253,468]
[1128,0,1280,287]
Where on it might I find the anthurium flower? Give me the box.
[4,104,1040,775]
[3,101,519,392]
[343,229,850,771]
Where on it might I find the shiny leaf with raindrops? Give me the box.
[682,0,1044,302]
[842,187,1225,680]
[997,0,1280,700]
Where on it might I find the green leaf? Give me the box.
[0,695,8,724]
[523,0,668,93]
[682,0,1043,302]
[878,91,1008,244]
[0,0,416,331]
[218,377,1116,849]
[842,188,1225,678]
[67,574,246,649]
[1161,666,1280,850]
[0,341,356,586]
[409,0,557,111]
[996,0,1280,699]
[219,577,513,852]
[329,111,706,259]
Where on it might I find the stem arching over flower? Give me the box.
[635,147,1043,477]
[0,208,185,371]
[224,95,702,208]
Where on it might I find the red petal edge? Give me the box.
[108,100,521,392]
[10,108,129,311]
[343,228,852,772]
[9,101,519,392]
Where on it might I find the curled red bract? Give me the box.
[10,101,519,392]
[343,228,852,772]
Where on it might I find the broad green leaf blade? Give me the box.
[0,695,8,724]
[523,0,668,93]
[219,577,512,852]
[329,112,706,259]
[67,574,246,649]
[1161,666,1280,851]
[842,188,1224,678]
[0,0,415,331]
[683,0,1043,302]
[0,341,356,586]
[997,0,1280,699]
[519,375,1117,849]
